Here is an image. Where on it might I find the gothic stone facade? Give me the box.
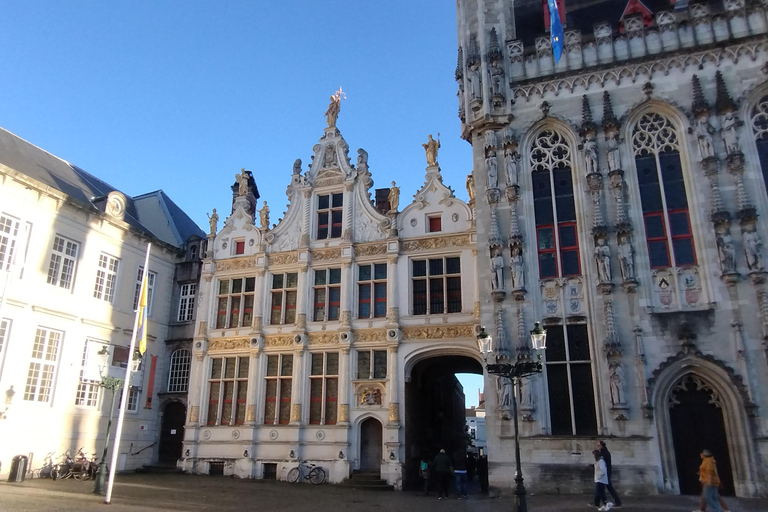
[183,122,477,488]
[458,0,768,497]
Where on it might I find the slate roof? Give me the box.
[0,126,203,249]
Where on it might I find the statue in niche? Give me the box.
[357,148,368,166]
[206,209,219,236]
[466,173,476,203]
[583,136,598,175]
[695,116,715,160]
[292,159,302,175]
[518,377,533,406]
[259,201,270,230]
[504,148,519,187]
[470,66,482,100]
[510,245,525,290]
[743,225,764,271]
[617,234,636,281]
[490,247,504,290]
[609,361,626,406]
[457,83,466,121]
[388,181,400,212]
[422,134,441,167]
[325,88,344,128]
[595,238,612,282]
[490,61,504,97]
[236,168,249,196]
[721,112,741,155]
[324,143,337,167]
[497,376,513,409]
[716,227,736,273]
[606,135,621,172]
[486,153,498,189]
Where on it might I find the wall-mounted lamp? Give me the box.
[243,449,249,458]
[289,450,295,459]
[339,451,344,459]
[97,345,110,356]
[389,451,396,460]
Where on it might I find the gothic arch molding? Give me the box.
[649,351,762,497]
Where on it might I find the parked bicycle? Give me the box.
[31,452,57,479]
[286,461,326,485]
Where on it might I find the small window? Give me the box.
[358,263,387,318]
[314,268,342,322]
[357,349,387,379]
[428,216,442,233]
[47,235,79,290]
[317,193,343,239]
[271,273,298,324]
[235,240,245,255]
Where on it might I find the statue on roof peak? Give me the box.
[325,87,346,128]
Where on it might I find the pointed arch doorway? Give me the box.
[360,418,382,471]
[669,375,734,496]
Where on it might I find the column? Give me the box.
[386,345,400,424]
[340,261,353,328]
[295,267,309,330]
[338,347,350,424]
[252,269,266,333]
[386,255,399,325]
[245,345,260,425]
[290,347,306,425]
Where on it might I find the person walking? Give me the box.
[432,448,453,500]
[591,449,614,511]
[598,441,622,508]
[419,454,432,495]
[453,451,468,499]
[695,450,725,512]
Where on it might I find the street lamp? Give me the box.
[476,322,547,512]
[93,348,123,496]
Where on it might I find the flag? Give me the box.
[547,0,565,64]
[136,272,148,355]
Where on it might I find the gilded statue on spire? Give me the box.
[325,87,346,128]
[422,133,441,167]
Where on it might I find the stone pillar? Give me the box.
[343,181,354,242]
[338,347,351,424]
[301,189,312,248]
[387,255,399,325]
[340,261,353,328]
[386,344,400,424]
[290,346,306,425]
[295,267,309,330]
[245,345,260,425]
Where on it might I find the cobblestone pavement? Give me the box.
[1,473,767,512]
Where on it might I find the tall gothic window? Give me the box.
[530,130,580,279]
[632,112,696,268]
[751,95,768,190]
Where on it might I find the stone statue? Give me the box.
[388,181,400,212]
[422,134,441,167]
[236,168,249,196]
[497,376,513,408]
[466,173,476,202]
[504,148,519,187]
[695,117,715,160]
[743,226,764,271]
[510,245,525,290]
[606,135,621,172]
[486,154,498,189]
[292,159,302,175]
[518,377,533,406]
[259,201,270,230]
[716,228,736,273]
[324,143,337,167]
[490,247,504,291]
[583,136,598,175]
[609,361,626,406]
[206,209,219,236]
[595,238,612,282]
[490,61,504,97]
[470,66,482,100]
[617,235,636,281]
[357,148,368,166]
[325,88,343,128]
[721,112,741,155]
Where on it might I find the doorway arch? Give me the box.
[359,417,383,472]
[158,401,186,465]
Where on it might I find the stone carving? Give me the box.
[504,148,518,187]
[308,333,337,345]
[608,360,627,406]
[209,338,250,351]
[236,168,249,196]
[357,148,368,166]
[215,257,257,272]
[510,245,525,291]
[486,154,498,189]
[293,159,302,175]
[207,209,219,236]
[269,252,298,266]
[388,181,400,212]
[259,201,270,229]
[490,61,504,98]
[355,244,387,257]
[324,143,337,167]
[595,238,612,282]
[721,111,741,155]
[470,66,482,101]
[716,227,737,274]
[402,234,470,252]
[360,387,382,405]
[497,376,513,409]
[264,335,295,347]
[312,247,342,262]
[325,88,344,128]
[743,225,764,271]
[617,235,636,281]
[490,247,504,290]
[466,173,475,202]
[694,116,715,160]
[401,325,475,340]
[606,135,621,172]
[422,134,441,167]
[583,135,598,174]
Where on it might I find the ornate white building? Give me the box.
[457,0,768,498]
[0,126,204,473]
[182,102,478,488]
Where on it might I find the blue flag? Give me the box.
[548,0,564,63]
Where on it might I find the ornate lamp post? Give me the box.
[476,322,547,512]
[93,349,123,496]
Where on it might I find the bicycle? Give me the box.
[72,449,97,481]
[51,450,74,480]
[286,461,326,485]
[31,452,57,479]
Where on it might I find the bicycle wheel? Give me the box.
[308,467,326,485]
[73,465,90,481]
[286,467,300,483]
[50,465,59,480]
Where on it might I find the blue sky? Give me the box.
[0,1,473,230]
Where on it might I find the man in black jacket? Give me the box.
[598,441,622,508]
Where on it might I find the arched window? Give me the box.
[168,348,191,393]
[751,95,768,188]
[530,129,580,279]
[632,112,696,268]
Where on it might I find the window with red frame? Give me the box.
[207,357,248,426]
[314,268,341,321]
[358,263,387,318]
[264,354,292,425]
[633,113,696,268]
[317,193,343,239]
[309,352,338,425]
[412,257,462,315]
[428,215,442,232]
[234,240,245,255]
[215,277,255,329]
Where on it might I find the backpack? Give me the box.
[420,461,428,471]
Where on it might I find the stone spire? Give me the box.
[487,28,502,61]
[715,71,737,115]
[691,75,710,117]
[467,34,480,66]
[455,46,464,81]
[580,95,596,138]
[602,91,619,132]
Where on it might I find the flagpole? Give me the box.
[104,242,151,504]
